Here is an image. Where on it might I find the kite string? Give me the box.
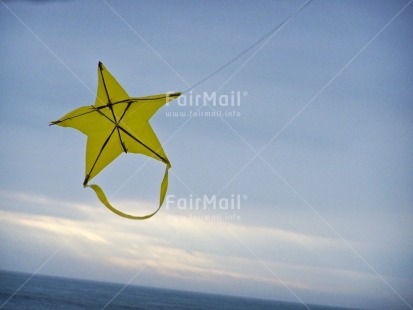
[182,0,313,93]
[97,0,312,217]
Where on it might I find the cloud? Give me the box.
[1,190,401,303]
[0,210,108,244]
[0,189,95,220]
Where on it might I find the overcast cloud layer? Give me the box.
[1,1,412,309]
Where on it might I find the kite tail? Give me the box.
[86,165,170,220]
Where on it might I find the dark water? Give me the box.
[0,270,352,309]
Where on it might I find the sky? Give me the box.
[0,0,412,309]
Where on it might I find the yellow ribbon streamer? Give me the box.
[86,164,169,220]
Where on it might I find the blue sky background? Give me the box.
[1,0,412,308]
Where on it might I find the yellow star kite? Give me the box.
[51,62,181,220]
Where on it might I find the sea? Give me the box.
[0,270,354,309]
